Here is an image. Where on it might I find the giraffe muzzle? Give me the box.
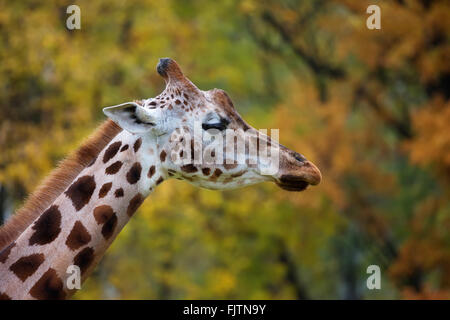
[275,159,322,192]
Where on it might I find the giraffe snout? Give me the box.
[297,160,322,185]
[274,150,322,191]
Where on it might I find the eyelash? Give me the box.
[202,118,229,131]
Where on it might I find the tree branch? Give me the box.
[276,239,310,300]
[354,84,413,139]
[261,11,346,79]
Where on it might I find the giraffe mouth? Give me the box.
[275,175,310,192]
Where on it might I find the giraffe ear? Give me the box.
[103,102,156,134]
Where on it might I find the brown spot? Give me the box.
[126,162,142,184]
[175,99,181,105]
[0,292,11,300]
[127,193,144,217]
[209,169,223,181]
[9,253,45,282]
[65,221,92,251]
[105,161,123,175]
[114,188,124,198]
[98,182,112,198]
[148,165,156,178]
[103,141,122,163]
[0,242,15,263]
[101,213,117,240]
[160,150,167,162]
[133,138,142,152]
[29,268,66,300]
[65,175,96,211]
[201,168,211,176]
[73,247,95,275]
[156,177,164,185]
[120,144,129,152]
[29,205,61,246]
[181,164,197,173]
[93,205,115,225]
[92,205,117,241]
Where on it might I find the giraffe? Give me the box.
[0,58,321,300]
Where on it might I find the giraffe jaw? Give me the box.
[276,176,309,191]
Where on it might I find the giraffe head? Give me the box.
[104,58,321,192]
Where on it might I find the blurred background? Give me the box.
[0,0,449,299]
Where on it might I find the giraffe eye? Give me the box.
[202,118,229,131]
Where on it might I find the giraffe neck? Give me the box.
[0,130,165,299]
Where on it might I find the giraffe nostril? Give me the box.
[294,153,306,163]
